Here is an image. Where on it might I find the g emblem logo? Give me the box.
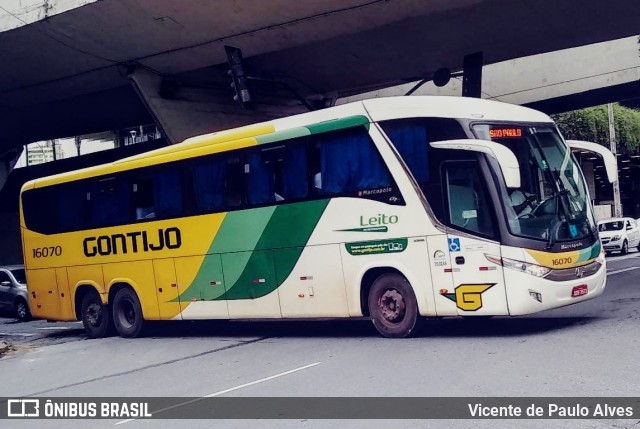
[441,284,495,311]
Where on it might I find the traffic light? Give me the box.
[225,45,252,109]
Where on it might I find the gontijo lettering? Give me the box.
[83,227,182,257]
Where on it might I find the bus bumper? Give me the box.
[505,262,606,316]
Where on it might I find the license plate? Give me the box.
[571,284,588,298]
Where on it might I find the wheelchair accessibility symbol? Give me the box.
[448,238,461,252]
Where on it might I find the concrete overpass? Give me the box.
[339,36,640,113]
[2,0,640,153]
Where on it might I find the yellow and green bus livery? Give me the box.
[21,96,608,339]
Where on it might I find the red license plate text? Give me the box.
[571,285,588,298]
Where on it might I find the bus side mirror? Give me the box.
[566,140,618,184]
[430,139,521,188]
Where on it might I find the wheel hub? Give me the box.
[86,303,102,327]
[379,289,406,323]
[122,300,136,326]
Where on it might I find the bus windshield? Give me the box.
[473,124,595,244]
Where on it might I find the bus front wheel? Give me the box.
[81,290,112,339]
[368,273,421,338]
[112,288,145,338]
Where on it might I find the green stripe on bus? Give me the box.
[578,240,601,261]
[255,116,369,146]
[210,207,276,254]
[174,207,276,302]
[254,199,330,250]
[216,199,330,300]
[255,127,311,145]
[305,115,369,135]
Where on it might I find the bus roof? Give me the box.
[22,96,553,191]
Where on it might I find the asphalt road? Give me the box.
[1,251,639,429]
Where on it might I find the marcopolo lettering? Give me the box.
[83,227,182,257]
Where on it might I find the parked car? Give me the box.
[0,265,31,321]
[597,218,640,255]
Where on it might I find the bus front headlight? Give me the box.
[485,254,551,278]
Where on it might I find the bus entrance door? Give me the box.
[441,160,509,316]
[446,235,509,316]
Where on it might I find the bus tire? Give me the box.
[368,273,421,338]
[112,288,145,338]
[81,290,112,339]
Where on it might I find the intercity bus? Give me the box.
[20,96,615,338]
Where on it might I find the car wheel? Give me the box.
[15,298,31,322]
[81,290,112,339]
[112,288,145,338]
[621,240,629,255]
[368,273,422,338]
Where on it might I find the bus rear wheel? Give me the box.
[368,273,421,338]
[81,290,112,339]
[112,288,145,338]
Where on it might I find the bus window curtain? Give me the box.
[247,151,275,205]
[281,144,308,199]
[154,170,183,218]
[89,179,130,227]
[58,184,85,231]
[385,123,429,183]
[193,160,225,212]
[320,129,390,194]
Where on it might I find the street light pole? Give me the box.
[608,103,622,218]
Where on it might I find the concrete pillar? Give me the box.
[127,67,307,144]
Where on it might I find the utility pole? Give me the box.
[608,103,622,218]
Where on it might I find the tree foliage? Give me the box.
[552,104,640,154]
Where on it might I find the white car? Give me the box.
[598,217,640,255]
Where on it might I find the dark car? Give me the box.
[0,265,31,321]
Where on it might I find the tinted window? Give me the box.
[87,177,130,228]
[22,124,402,234]
[308,127,402,204]
[192,157,227,212]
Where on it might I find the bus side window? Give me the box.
[153,170,183,218]
[132,169,184,221]
[224,155,244,209]
[245,148,275,205]
[268,142,309,202]
[87,176,130,228]
[310,127,391,196]
[58,182,87,232]
[192,157,226,213]
[132,176,155,220]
